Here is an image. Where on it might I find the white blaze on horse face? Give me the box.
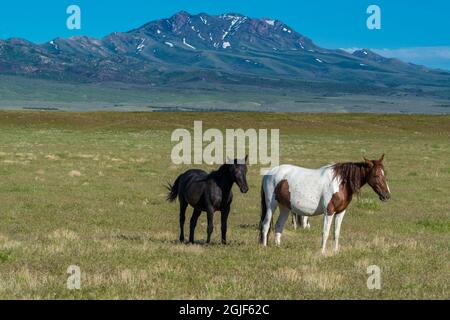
[381,169,391,194]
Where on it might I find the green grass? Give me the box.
[1,75,450,113]
[0,111,449,299]
[416,219,450,233]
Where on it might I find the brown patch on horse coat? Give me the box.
[327,183,352,215]
[275,179,291,209]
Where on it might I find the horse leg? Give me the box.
[302,216,310,229]
[206,207,214,244]
[291,211,297,230]
[275,207,290,246]
[321,213,334,254]
[333,210,346,252]
[221,206,230,245]
[189,209,201,244]
[261,202,276,246]
[179,199,188,243]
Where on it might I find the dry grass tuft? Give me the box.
[68,170,82,177]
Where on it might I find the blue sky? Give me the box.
[1,0,449,69]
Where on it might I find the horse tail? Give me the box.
[259,183,273,243]
[166,175,181,203]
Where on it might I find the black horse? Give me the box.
[166,157,249,244]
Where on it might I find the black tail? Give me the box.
[259,184,272,243]
[166,175,181,202]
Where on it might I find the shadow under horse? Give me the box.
[166,157,249,244]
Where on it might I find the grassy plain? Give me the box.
[0,111,448,299]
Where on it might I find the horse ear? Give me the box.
[379,154,385,162]
[364,157,374,168]
[245,155,248,163]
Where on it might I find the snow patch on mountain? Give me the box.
[183,38,196,49]
[222,15,243,40]
[49,41,59,50]
[222,31,229,40]
[136,39,145,52]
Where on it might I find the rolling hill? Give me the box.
[0,11,449,112]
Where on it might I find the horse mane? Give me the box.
[332,162,369,195]
[207,163,232,180]
[215,163,231,173]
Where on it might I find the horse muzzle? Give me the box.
[240,186,249,194]
[379,193,391,202]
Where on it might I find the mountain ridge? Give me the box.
[0,11,449,91]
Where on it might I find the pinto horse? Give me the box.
[260,155,390,253]
[167,157,249,244]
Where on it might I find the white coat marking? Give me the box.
[260,164,343,252]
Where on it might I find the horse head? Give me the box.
[364,154,391,202]
[227,155,249,193]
